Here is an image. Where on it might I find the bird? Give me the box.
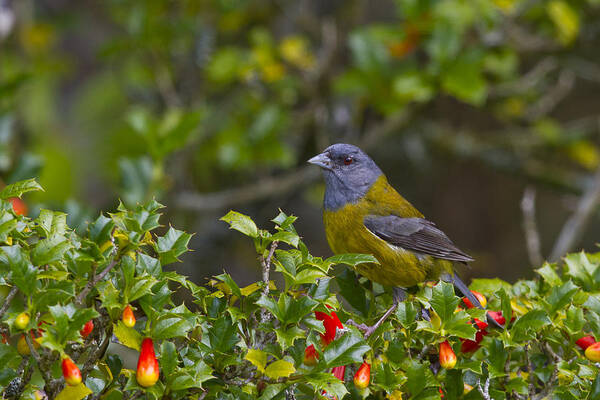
[308,143,492,336]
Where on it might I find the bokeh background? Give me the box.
[2,0,600,288]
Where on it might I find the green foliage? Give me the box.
[1,182,600,399]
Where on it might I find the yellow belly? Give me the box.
[323,200,451,287]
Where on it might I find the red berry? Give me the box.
[473,318,488,331]
[137,338,159,387]
[576,335,596,350]
[460,331,485,353]
[80,320,94,338]
[487,311,506,325]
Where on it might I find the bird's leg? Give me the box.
[349,287,407,339]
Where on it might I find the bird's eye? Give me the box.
[344,156,353,165]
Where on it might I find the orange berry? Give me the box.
[576,335,595,350]
[353,362,370,389]
[62,356,82,386]
[462,291,487,309]
[122,305,136,328]
[9,197,27,216]
[303,344,318,366]
[585,342,600,362]
[439,341,457,369]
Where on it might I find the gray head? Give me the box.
[308,143,382,211]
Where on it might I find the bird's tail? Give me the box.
[441,273,504,329]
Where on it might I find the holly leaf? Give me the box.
[220,211,258,238]
[0,245,37,295]
[0,178,43,199]
[430,281,460,322]
[55,383,92,400]
[245,349,268,373]
[264,360,295,379]
[155,226,192,265]
[306,372,348,400]
[547,280,579,315]
[323,331,370,368]
[113,321,142,350]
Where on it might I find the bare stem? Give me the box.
[524,344,536,398]
[261,241,279,298]
[477,377,491,400]
[25,333,62,395]
[0,286,18,320]
[76,260,118,305]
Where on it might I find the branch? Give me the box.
[532,343,560,399]
[175,167,319,212]
[521,186,543,266]
[75,260,118,305]
[477,377,491,400]
[524,344,536,399]
[0,286,18,319]
[25,333,61,395]
[174,109,413,213]
[525,69,575,121]
[550,166,600,261]
[260,241,278,298]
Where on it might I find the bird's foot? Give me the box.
[347,302,399,339]
[345,319,370,334]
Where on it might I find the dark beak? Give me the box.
[307,152,332,170]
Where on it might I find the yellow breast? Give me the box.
[323,175,451,287]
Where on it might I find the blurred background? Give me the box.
[1,0,600,287]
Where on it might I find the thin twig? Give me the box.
[531,342,561,399]
[524,344,536,399]
[550,166,600,261]
[261,241,278,298]
[25,333,61,395]
[0,286,18,319]
[75,260,118,305]
[521,186,543,266]
[15,357,34,398]
[525,69,575,121]
[477,377,491,400]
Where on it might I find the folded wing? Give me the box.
[363,215,474,263]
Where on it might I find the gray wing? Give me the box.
[363,215,474,263]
